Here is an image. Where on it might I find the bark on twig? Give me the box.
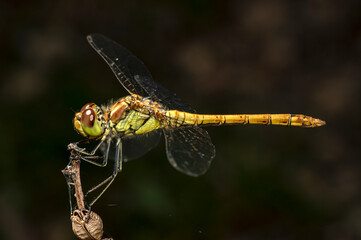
[63,153,85,209]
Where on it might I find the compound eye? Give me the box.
[81,103,95,112]
[81,108,96,128]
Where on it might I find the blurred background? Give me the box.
[1,0,360,239]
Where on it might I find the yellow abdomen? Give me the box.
[166,111,326,128]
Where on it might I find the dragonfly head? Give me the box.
[73,103,104,139]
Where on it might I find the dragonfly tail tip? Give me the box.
[314,118,326,127]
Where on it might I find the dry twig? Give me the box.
[62,148,113,240]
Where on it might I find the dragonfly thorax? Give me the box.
[108,94,162,136]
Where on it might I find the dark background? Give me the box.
[1,1,360,239]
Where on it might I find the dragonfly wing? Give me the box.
[163,126,216,177]
[87,34,149,96]
[100,130,161,162]
[134,75,196,113]
[122,130,161,162]
[87,34,195,113]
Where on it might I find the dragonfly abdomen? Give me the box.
[244,114,326,127]
[166,111,325,128]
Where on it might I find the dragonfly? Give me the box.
[70,34,326,207]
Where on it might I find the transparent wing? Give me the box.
[101,130,161,162]
[87,34,195,113]
[163,126,216,177]
[122,130,161,162]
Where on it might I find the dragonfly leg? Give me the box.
[68,136,107,156]
[66,177,76,215]
[67,140,92,153]
[86,138,123,207]
[79,155,108,167]
[78,138,112,167]
[68,137,112,168]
